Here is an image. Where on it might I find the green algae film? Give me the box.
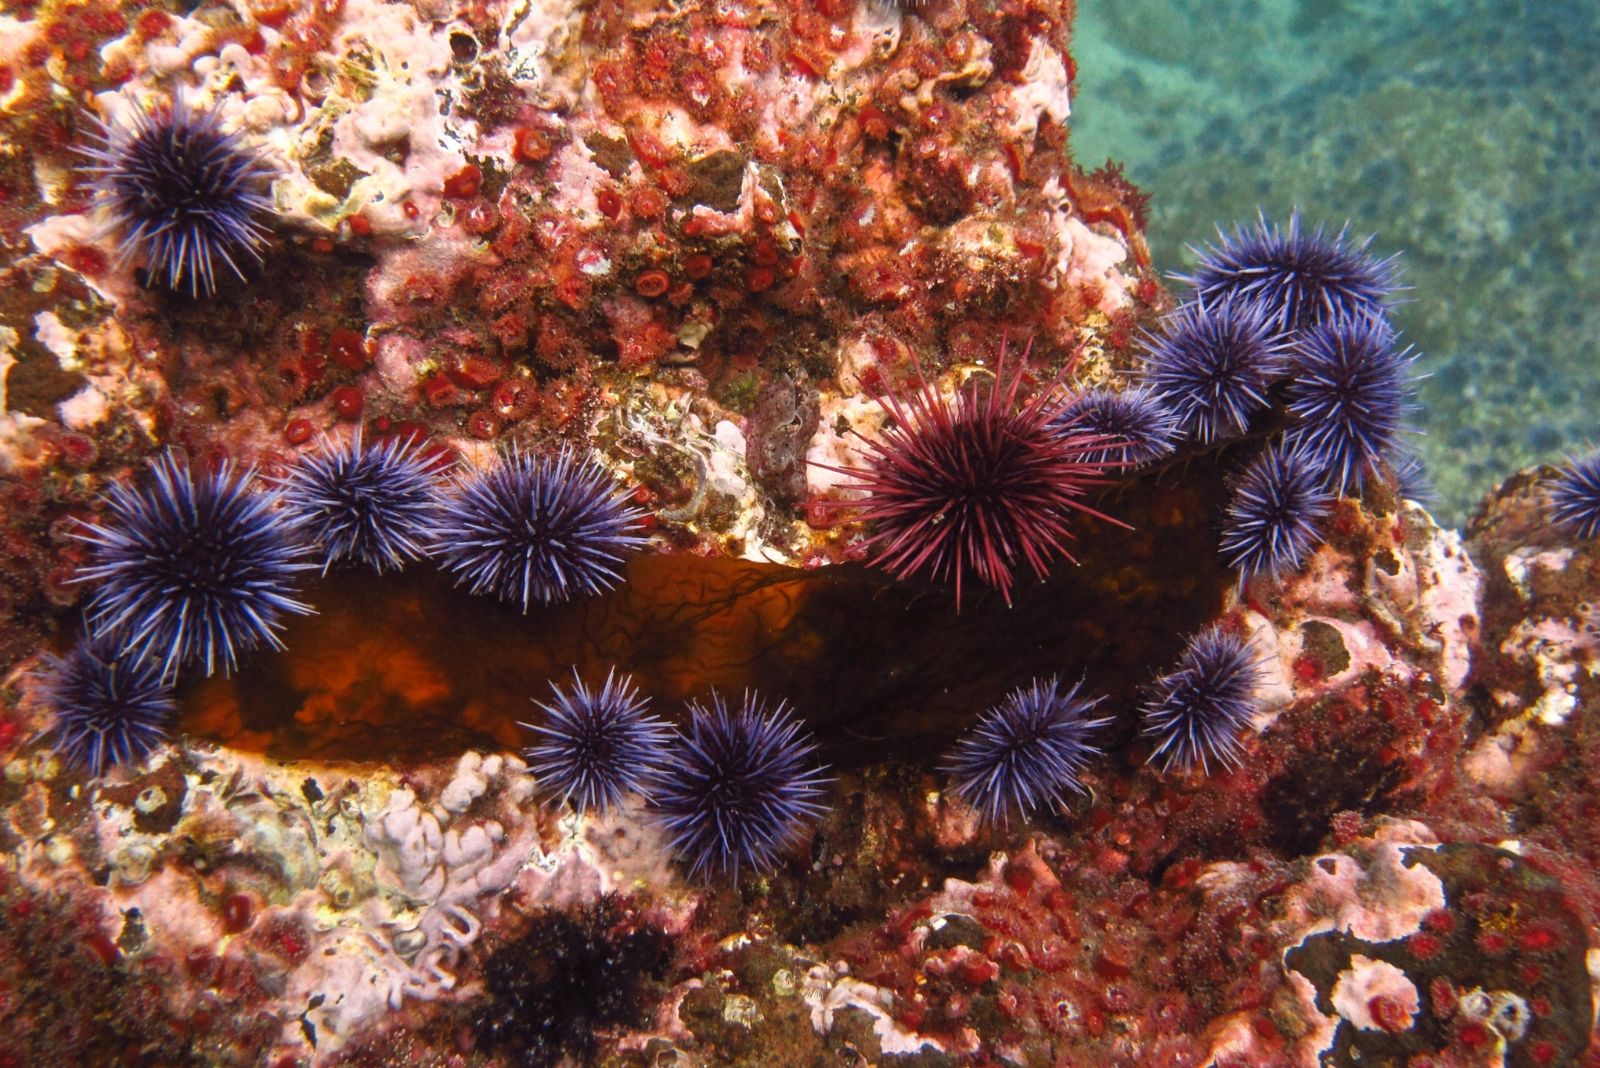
[178,466,1232,764]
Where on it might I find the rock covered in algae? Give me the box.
[0,0,1597,1065]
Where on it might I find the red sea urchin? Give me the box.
[835,344,1123,606]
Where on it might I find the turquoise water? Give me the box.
[1071,0,1600,524]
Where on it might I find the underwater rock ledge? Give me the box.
[0,0,1597,1064]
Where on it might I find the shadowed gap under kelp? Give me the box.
[179,453,1237,765]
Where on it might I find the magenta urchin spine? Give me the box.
[832,343,1124,607]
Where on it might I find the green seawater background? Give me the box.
[1070,0,1600,525]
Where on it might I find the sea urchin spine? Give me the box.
[80,94,276,297]
[835,343,1123,606]
[431,448,647,612]
[520,669,673,815]
[278,431,444,574]
[1141,625,1263,774]
[74,451,313,680]
[1282,313,1416,495]
[1052,387,1178,469]
[1219,444,1332,581]
[1179,211,1401,333]
[1549,449,1600,539]
[944,676,1110,825]
[648,691,831,879]
[36,636,177,776]
[1143,295,1289,444]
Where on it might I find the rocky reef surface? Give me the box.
[0,0,1596,1066]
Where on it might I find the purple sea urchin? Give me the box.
[1141,625,1263,774]
[74,451,313,680]
[278,432,442,574]
[519,669,673,814]
[35,637,176,776]
[431,448,647,612]
[1143,296,1289,444]
[1053,387,1178,468]
[1282,314,1417,495]
[944,676,1110,825]
[1180,212,1401,332]
[648,691,831,879]
[1219,445,1332,581]
[836,345,1121,606]
[80,95,275,297]
[1549,450,1600,539]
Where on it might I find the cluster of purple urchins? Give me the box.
[834,343,1126,607]
[520,677,831,879]
[80,94,276,298]
[1139,211,1417,581]
[941,625,1268,818]
[46,441,647,776]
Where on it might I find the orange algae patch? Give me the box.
[180,554,813,764]
[180,467,1232,766]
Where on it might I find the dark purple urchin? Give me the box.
[1549,450,1600,539]
[519,669,673,815]
[835,345,1122,607]
[80,95,275,297]
[35,637,176,776]
[944,676,1110,825]
[431,448,647,612]
[1219,444,1332,581]
[1141,625,1264,774]
[73,451,313,680]
[647,691,831,879]
[1052,387,1178,468]
[1143,295,1289,444]
[1179,212,1401,333]
[278,432,443,574]
[1282,313,1417,495]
